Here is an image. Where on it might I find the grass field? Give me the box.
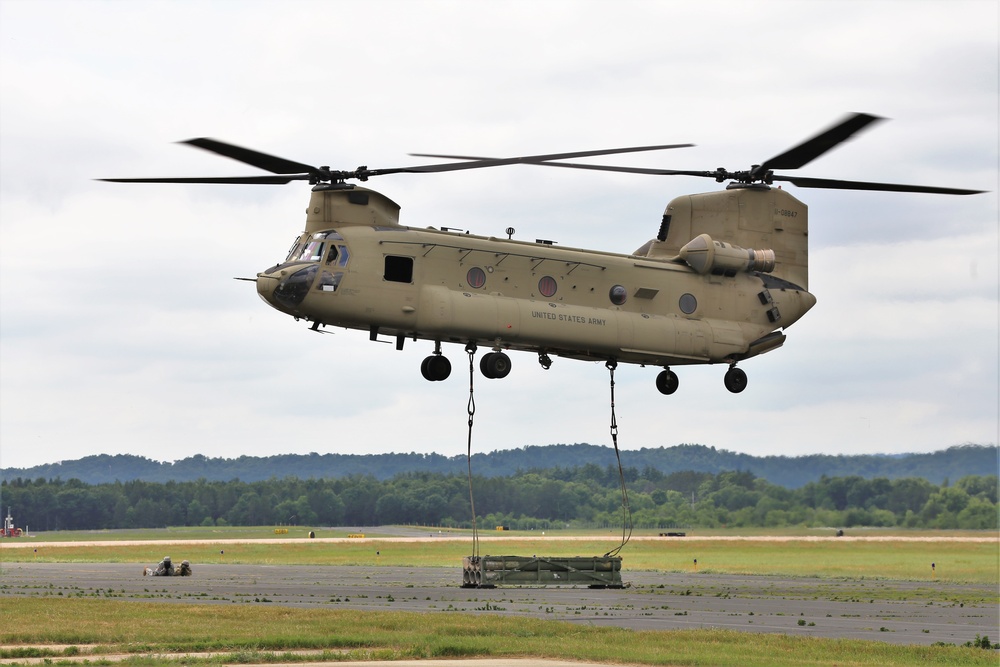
[2,527,997,666]
[2,598,998,667]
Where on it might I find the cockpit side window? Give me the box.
[326,246,339,265]
[317,271,343,292]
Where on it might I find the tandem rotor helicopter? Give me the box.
[102,113,983,395]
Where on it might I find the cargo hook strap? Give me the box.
[604,359,633,558]
[465,343,480,560]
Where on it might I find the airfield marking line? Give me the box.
[245,662,624,667]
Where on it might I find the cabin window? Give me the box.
[609,284,627,306]
[466,267,486,289]
[679,293,697,314]
[538,276,557,298]
[384,255,413,283]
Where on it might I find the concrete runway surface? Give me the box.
[2,562,995,646]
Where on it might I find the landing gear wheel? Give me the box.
[480,352,512,379]
[421,355,451,381]
[655,369,679,395]
[724,367,747,393]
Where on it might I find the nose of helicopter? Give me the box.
[256,271,275,303]
[255,264,315,314]
[779,289,817,328]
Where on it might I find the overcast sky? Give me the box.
[1,0,997,471]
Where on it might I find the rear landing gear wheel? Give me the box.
[655,369,679,395]
[421,355,451,381]
[724,366,747,393]
[480,352,512,379]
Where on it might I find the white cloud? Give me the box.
[1,0,996,470]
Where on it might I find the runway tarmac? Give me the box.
[2,561,995,646]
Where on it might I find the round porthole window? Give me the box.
[538,276,557,298]
[609,284,627,306]
[466,267,486,289]
[679,293,697,314]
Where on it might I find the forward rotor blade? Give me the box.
[772,174,986,195]
[103,142,695,184]
[98,175,305,185]
[181,138,319,175]
[758,113,884,171]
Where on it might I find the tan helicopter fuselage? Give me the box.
[256,184,816,370]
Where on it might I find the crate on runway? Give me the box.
[462,554,622,588]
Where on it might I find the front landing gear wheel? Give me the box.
[421,355,451,381]
[724,366,747,393]
[480,352,512,379]
[655,369,679,395]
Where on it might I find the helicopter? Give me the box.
[101,113,983,394]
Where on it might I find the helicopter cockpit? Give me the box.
[266,231,351,309]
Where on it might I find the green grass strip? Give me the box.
[2,599,998,666]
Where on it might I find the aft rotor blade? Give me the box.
[757,113,884,172]
[406,143,694,168]
[773,174,986,195]
[181,138,319,175]
[406,149,709,178]
[98,175,305,184]
[436,159,717,178]
[518,163,985,194]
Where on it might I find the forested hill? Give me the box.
[2,443,995,488]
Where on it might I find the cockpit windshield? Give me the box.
[284,231,344,263]
[296,239,326,262]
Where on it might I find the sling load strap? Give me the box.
[465,342,480,560]
[604,359,633,558]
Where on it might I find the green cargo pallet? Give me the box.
[462,555,623,588]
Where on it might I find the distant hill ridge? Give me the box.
[2,443,995,488]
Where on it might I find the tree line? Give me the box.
[2,465,995,532]
[4,444,995,488]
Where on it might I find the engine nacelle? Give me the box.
[679,233,776,276]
